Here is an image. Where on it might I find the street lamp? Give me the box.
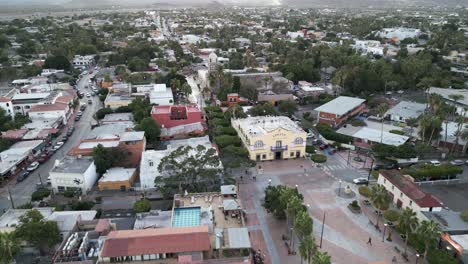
[268,178,272,186]
[382,223,388,242]
[415,253,420,264]
[338,180,342,197]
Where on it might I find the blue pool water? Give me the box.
[172,207,201,227]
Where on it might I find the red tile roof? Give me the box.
[1,129,27,139]
[29,103,67,112]
[152,104,201,114]
[380,170,442,208]
[0,96,11,103]
[100,226,210,257]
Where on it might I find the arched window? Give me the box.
[254,140,264,148]
[295,137,304,145]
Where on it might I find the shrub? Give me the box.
[70,201,95,211]
[311,154,327,163]
[305,146,316,154]
[389,129,405,135]
[316,124,353,144]
[350,119,366,127]
[16,203,33,209]
[31,188,51,201]
[358,186,371,197]
[460,211,468,222]
[383,209,400,222]
[427,249,458,264]
[215,135,241,148]
[133,199,151,213]
[63,189,77,198]
[371,170,379,179]
[349,200,360,209]
[372,143,417,159]
[402,164,463,181]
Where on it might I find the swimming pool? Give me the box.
[172,207,201,227]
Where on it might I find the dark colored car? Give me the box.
[319,144,328,150]
[16,171,30,183]
[37,153,50,164]
[75,116,81,121]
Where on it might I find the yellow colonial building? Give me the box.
[232,116,307,161]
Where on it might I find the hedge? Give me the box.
[403,164,463,180]
[372,143,417,159]
[31,188,51,201]
[311,154,327,163]
[460,211,468,222]
[316,124,353,144]
[358,186,371,197]
[383,209,400,222]
[389,129,405,135]
[306,146,316,154]
[215,135,242,148]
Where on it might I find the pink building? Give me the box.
[151,105,204,129]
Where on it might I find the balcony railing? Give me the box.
[271,145,288,151]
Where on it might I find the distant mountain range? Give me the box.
[0,0,465,9]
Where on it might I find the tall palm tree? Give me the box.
[451,110,467,154]
[398,208,419,256]
[293,210,313,251]
[286,196,303,234]
[0,231,21,264]
[313,250,332,264]
[460,128,468,155]
[370,185,390,228]
[417,220,441,260]
[377,103,389,143]
[299,235,316,264]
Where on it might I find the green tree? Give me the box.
[0,231,20,264]
[294,210,313,239]
[370,185,390,228]
[92,144,113,175]
[179,82,192,97]
[15,209,61,255]
[44,55,71,70]
[299,235,316,264]
[417,220,441,260]
[133,199,151,213]
[247,103,277,116]
[155,145,223,197]
[398,208,419,257]
[278,100,298,116]
[128,57,147,72]
[135,117,160,145]
[232,76,241,93]
[129,97,152,123]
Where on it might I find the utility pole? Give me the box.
[367,158,374,186]
[7,186,15,209]
[38,173,44,187]
[320,211,326,248]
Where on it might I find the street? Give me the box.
[0,73,102,211]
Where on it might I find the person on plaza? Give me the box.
[367,237,372,246]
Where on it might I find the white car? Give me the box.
[86,93,91,97]
[53,141,65,151]
[428,160,441,166]
[307,133,315,139]
[26,162,40,172]
[353,177,369,185]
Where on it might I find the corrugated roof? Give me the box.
[100,226,210,257]
[314,96,366,116]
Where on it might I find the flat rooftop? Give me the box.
[52,157,94,174]
[101,113,133,123]
[99,167,136,183]
[314,96,365,116]
[232,116,305,137]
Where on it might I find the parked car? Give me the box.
[450,160,464,166]
[16,171,29,183]
[53,141,64,151]
[26,161,40,172]
[88,99,92,104]
[319,144,328,150]
[86,93,91,97]
[372,164,384,170]
[46,176,51,185]
[427,160,441,166]
[353,177,369,185]
[37,153,50,163]
[80,104,86,111]
[75,116,81,121]
[312,139,322,145]
[306,132,315,139]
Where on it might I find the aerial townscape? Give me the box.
[0,1,467,264]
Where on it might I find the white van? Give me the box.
[428,160,441,166]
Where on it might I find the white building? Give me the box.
[72,55,95,70]
[28,103,69,125]
[11,92,51,115]
[377,170,442,220]
[0,97,14,118]
[427,87,468,117]
[139,136,218,190]
[0,140,44,176]
[385,101,426,123]
[149,84,173,105]
[41,69,64,77]
[49,157,98,194]
[378,28,421,40]
[287,31,305,39]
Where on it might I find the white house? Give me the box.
[0,97,14,118]
[28,103,69,125]
[385,101,426,123]
[378,28,421,40]
[149,84,174,106]
[377,170,442,220]
[72,55,95,70]
[49,157,98,194]
[41,69,64,77]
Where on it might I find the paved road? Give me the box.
[186,75,205,109]
[0,73,101,211]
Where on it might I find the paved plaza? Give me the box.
[238,159,418,264]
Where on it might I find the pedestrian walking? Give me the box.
[367,237,372,246]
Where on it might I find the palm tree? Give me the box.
[377,103,389,143]
[313,250,332,264]
[286,196,303,234]
[451,111,467,154]
[398,208,419,257]
[0,231,21,264]
[417,220,441,260]
[405,117,418,138]
[299,235,316,264]
[418,114,431,143]
[460,128,468,155]
[293,210,313,252]
[370,185,390,228]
